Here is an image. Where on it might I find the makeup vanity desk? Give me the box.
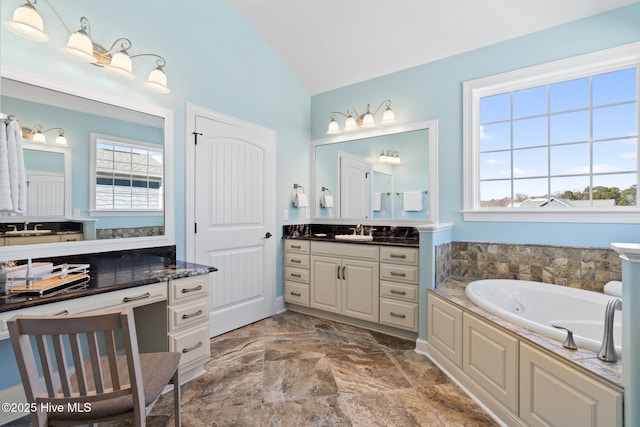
[0,258,216,387]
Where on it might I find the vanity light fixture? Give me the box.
[379,150,400,164]
[326,99,396,134]
[21,124,68,146]
[4,0,171,94]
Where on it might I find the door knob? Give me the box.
[264,232,272,239]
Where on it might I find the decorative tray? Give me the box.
[8,264,90,295]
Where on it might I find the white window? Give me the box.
[90,133,163,215]
[463,43,640,223]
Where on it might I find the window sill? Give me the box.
[89,210,163,217]
[462,209,640,223]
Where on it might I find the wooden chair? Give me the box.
[7,308,181,426]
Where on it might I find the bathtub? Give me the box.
[465,279,622,356]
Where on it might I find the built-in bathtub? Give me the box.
[465,279,622,357]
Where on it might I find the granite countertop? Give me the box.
[284,234,419,247]
[0,259,216,313]
[431,278,623,390]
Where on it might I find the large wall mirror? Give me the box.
[311,120,438,224]
[0,66,174,260]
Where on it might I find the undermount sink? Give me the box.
[334,234,373,242]
[5,229,52,236]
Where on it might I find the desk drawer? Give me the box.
[170,324,210,367]
[169,275,209,304]
[169,299,209,331]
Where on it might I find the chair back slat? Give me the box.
[104,329,122,391]
[34,335,56,397]
[52,334,72,397]
[69,333,88,395]
[86,330,105,394]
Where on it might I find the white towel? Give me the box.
[321,194,334,208]
[403,191,423,211]
[371,192,381,211]
[0,121,12,211]
[0,119,27,213]
[294,192,309,208]
[603,281,622,297]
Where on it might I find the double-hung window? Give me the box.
[463,43,640,223]
[90,133,164,215]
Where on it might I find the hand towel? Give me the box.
[321,194,334,208]
[294,192,309,208]
[0,121,12,211]
[603,281,622,297]
[403,191,423,211]
[7,119,27,214]
[371,192,381,211]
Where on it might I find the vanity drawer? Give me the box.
[169,275,209,304]
[284,240,310,254]
[284,281,310,306]
[285,253,310,269]
[169,324,210,367]
[380,281,418,303]
[285,267,309,283]
[380,264,418,285]
[380,247,418,266]
[169,299,209,331]
[380,299,418,331]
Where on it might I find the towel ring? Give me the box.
[321,186,332,195]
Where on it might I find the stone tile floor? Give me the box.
[6,311,497,426]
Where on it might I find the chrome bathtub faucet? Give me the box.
[597,297,622,363]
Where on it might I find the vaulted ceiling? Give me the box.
[229,0,639,94]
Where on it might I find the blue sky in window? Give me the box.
[479,68,638,203]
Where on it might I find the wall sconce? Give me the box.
[5,0,170,94]
[21,124,67,146]
[292,183,309,208]
[326,99,396,134]
[379,150,400,164]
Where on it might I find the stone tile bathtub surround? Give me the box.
[437,241,621,292]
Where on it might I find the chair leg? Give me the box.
[173,367,181,427]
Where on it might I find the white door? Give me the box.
[339,152,371,218]
[189,106,276,337]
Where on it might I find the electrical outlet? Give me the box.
[305,208,310,219]
[283,208,289,221]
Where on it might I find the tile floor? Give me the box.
[7,311,498,426]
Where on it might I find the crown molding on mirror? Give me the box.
[0,65,175,261]
[310,119,439,226]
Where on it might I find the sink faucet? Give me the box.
[597,297,622,362]
[23,220,29,231]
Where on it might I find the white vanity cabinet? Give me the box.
[167,275,211,383]
[379,246,419,331]
[426,293,623,427]
[310,241,379,323]
[283,240,311,306]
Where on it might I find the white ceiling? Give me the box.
[229,0,638,95]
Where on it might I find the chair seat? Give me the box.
[48,352,181,422]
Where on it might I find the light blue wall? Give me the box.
[0,0,309,390]
[311,3,640,249]
[0,0,310,296]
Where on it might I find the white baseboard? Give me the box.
[274,296,286,314]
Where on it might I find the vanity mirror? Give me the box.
[311,120,438,224]
[0,65,174,260]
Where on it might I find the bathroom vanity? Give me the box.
[283,225,420,337]
[0,248,215,425]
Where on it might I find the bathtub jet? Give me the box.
[465,279,622,358]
